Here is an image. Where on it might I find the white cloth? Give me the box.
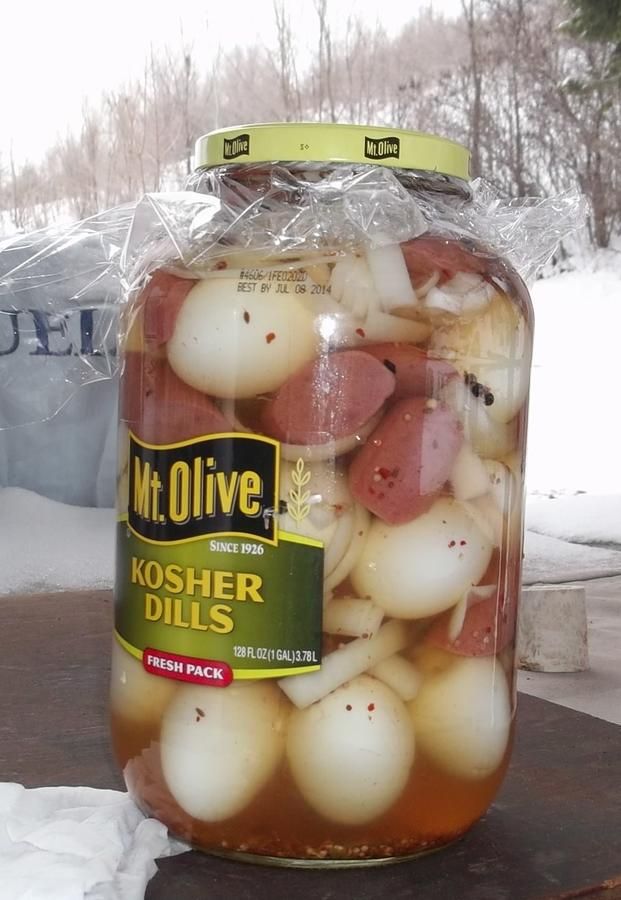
[0,784,188,900]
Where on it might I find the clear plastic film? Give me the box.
[0,160,584,507]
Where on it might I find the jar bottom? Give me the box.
[180,834,464,869]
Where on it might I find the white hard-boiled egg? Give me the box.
[410,656,511,779]
[167,272,318,398]
[160,681,288,822]
[287,675,415,825]
[109,639,177,725]
[350,498,493,619]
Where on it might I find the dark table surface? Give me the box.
[2,589,621,900]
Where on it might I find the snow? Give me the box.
[523,531,621,585]
[526,494,621,546]
[2,247,621,595]
[0,488,114,596]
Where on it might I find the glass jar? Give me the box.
[110,123,533,867]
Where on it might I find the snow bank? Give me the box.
[526,494,621,546]
[523,531,621,585]
[0,488,115,596]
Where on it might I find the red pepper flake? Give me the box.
[355,327,366,338]
[346,704,353,711]
[243,310,250,323]
[449,540,456,548]
[265,332,276,344]
[460,539,467,546]
[367,703,375,712]
[378,467,391,479]
[214,260,228,270]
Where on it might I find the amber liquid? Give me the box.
[111,708,514,862]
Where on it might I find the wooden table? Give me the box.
[2,590,621,900]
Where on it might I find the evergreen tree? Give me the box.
[564,0,621,78]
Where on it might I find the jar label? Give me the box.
[115,431,323,682]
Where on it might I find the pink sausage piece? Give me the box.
[122,354,231,445]
[142,271,197,345]
[401,234,492,286]
[349,396,464,524]
[363,343,458,399]
[261,350,395,445]
[424,588,515,657]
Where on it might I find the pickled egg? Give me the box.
[160,681,288,822]
[167,273,318,398]
[410,656,511,779]
[430,291,531,423]
[109,640,176,725]
[351,498,493,619]
[287,675,415,825]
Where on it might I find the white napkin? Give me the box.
[0,783,189,900]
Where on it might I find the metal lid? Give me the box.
[194,122,470,180]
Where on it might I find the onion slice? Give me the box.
[278,619,410,709]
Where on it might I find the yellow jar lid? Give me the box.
[194,122,470,180]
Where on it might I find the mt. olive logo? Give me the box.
[364,135,401,160]
[223,133,251,160]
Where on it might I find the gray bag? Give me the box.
[0,208,132,507]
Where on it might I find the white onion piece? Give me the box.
[323,503,371,594]
[279,412,382,462]
[304,263,331,286]
[330,256,379,319]
[366,243,417,312]
[450,443,490,501]
[218,399,253,434]
[447,584,496,643]
[360,311,431,344]
[425,272,494,318]
[442,379,517,460]
[323,508,356,576]
[424,285,463,316]
[462,495,504,546]
[369,655,422,701]
[323,597,385,639]
[278,619,410,709]
[430,291,530,423]
[415,269,441,299]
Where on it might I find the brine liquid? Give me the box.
[111,708,514,861]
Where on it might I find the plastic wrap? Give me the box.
[0,207,132,505]
[0,161,584,506]
[123,165,585,290]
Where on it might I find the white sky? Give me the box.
[2,0,463,166]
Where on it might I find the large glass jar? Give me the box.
[110,123,533,866]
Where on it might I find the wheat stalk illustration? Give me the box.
[287,457,311,524]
